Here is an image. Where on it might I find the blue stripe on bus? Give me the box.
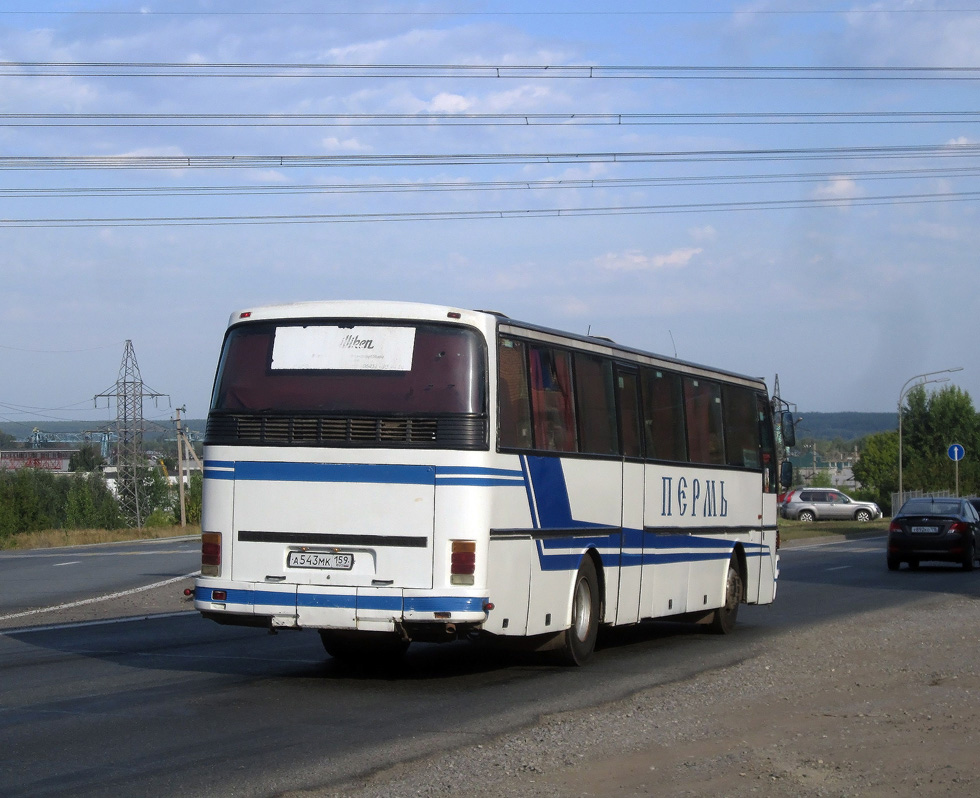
[531,528,751,571]
[434,465,525,488]
[196,586,486,615]
[204,461,527,487]
[434,478,527,487]
[522,456,602,530]
[205,461,436,485]
[519,456,539,529]
[436,466,524,478]
[195,586,295,606]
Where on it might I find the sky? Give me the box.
[2,1,980,437]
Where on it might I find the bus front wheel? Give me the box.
[555,557,600,666]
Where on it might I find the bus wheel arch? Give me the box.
[554,551,602,666]
[706,549,745,636]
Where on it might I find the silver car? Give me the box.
[780,488,882,522]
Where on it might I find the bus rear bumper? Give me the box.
[193,578,489,632]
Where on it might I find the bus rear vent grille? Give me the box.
[206,414,487,450]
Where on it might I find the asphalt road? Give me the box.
[2,534,972,798]
[0,537,200,616]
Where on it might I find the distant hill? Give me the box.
[0,419,207,444]
[3,413,894,446]
[795,412,895,442]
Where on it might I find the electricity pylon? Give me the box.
[95,340,167,527]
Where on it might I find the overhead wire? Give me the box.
[4,189,980,228]
[4,9,980,17]
[4,110,980,127]
[3,165,980,200]
[3,143,979,171]
[4,62,980,80]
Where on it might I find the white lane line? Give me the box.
[0,571,200,623]
[4,611,197,635]
[790,535,887,550]
[826,566,852,571]
[52,561,81,567]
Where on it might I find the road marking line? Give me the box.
[52,561,81,567]
[3,611,197,635]
[0,571,200,623]
[790,535,887,550]
[826,566,851,571]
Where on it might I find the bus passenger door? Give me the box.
[615,368,644,625]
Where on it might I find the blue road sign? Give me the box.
[948,443,965,462]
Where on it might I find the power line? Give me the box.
[4,189,979,228]
[4,110,980,127]
[3,143,979,171]
[3,8,979,16]
[4,62,980,80]
[4,166,980,200]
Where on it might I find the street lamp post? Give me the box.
[897,367,964,505]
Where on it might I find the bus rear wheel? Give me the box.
[554,557,600,666]
[707,558,743,635]
[319,630,410,663]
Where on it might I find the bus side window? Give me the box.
[722,384,762,468]
[616,369,642,458]
[529,345,578,452]
[641,368,687,462]
[573,353,618,455]
[497,338,532,449]
[684,377,725,465]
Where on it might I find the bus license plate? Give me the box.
[911,526,937,534]
[288,551,354,570]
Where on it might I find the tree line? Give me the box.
[853,384,980,513]
[0,441,203,542]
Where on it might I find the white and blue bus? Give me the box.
[194,301,787,664]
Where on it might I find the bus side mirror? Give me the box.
[780,411,796,448]
[780,460,794,490]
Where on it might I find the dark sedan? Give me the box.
[887,497,979,571]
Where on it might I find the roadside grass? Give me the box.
[780,517,889,544]
[0,525,201,550]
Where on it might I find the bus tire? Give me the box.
[707,558,743,635]
[319,630,409,663]
[554,556,600,666]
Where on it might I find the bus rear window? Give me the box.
[211,322,486,415]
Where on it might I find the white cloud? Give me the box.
[321,136,371,152]
[689,225,717,242]
[427,93,473,113]
[812,177,862,201]
[595,248,703,272]
[246,169,290,184]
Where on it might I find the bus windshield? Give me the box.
[210,321,486,415]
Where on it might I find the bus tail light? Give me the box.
[201,531,221,576]
[451,540,476,585]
